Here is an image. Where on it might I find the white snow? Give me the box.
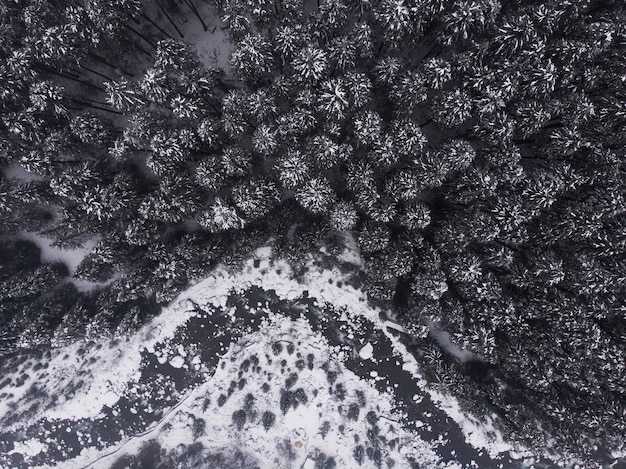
[358,342,374,360]
[430,326,476,362]
[17,231,114,291]
[169,355,185,368]
[2,163,44,181]
[69,272,122,292]
[0,338,144,424]
[428,389,525,459]
[19,231,98,273]
[9,439,46,457]
[335,232,364,267]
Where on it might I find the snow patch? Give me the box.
[430,326,476,362]
[2,163,45,181]
[19,231,98,273]
[17,231,116,291]
[169,355,185,368]
[166,0,233,71]
[358,342,374,360]
[429,389,523,458]
[10,439,47,457]
[335,232,364,267]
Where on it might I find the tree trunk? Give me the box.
[183,0,208,31]
[43,67,106,92]
[71,98,124,115]
[421,45,441,62]
[125,24,157,49]
[206,99,222,116]
[584,3,609,16]
[126,10,141,25]
[78,96,114,107]
[141,13,174,40]
[542,122,563,130]
[80,64,114,81]
[88,53,135,77]
[494,238,521,252]
[157,1,185,38]
[62,68,81,78]
[129,40,153,57]
[60,73,105,92]
[520,155,548,160]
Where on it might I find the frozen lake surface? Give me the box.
[0,249,555,468]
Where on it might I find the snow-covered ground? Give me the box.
[2,163,45,182]
[0,246,536,468]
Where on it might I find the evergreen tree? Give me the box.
[198,197,245,232]
[292,46,329,83]
[295,177,336,214]
[436,0,500,46]
[353,111,382,148]
[274,25,311,62]
[390,70,428,116]
[314,0,349,42]
[105,77,144,111]
[252,124,279,156]
[230,34,275,82]
[329,201,358,231]
[317,77,349,121]
[430,89,473,128]
[306,134,350,169]
[277,148,310,189]
[232,178,281,220]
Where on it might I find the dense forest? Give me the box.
[0,0,624,464]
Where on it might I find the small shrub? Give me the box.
[244,393,255,410]
[353,445,364,465]
[280,390,293,414]
[335,383,345,400]
[294,387,308,404]
[319,421,331,438]
[262,411,275,430]
[347,403,360,421]
[285,372,298,389]
[192,418,206,439]
[232,409,247,430]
